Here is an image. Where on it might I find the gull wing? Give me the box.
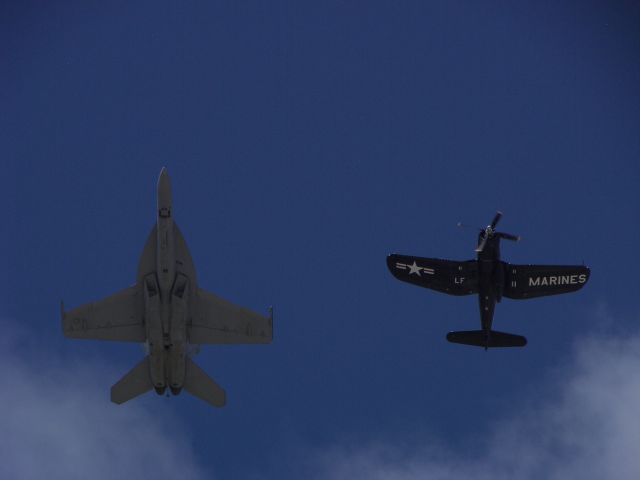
[189,288,273,344]
[387,254,478,295]
[62,284,146,342]
[503,263,590,299]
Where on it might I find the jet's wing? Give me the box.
[62,284,146,342]
[387,254,478,295]
[188,288,273,344]
[503,263,590,299]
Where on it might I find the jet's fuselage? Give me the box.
[157,168,175,297]
[144,167,190,395]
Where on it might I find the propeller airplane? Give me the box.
[387,212,590,349]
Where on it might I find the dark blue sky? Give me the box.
[3,2,640,479]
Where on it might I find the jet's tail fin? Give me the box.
[446,330,527,348]
[111,357,153,404]
[183,356,226,407]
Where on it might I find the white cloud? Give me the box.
[310,329,640,480]
[0,319,209,480]
[5,316,640,480]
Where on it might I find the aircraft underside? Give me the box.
[387,212,590,348]
[62,168,273,407]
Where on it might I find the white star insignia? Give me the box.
[408,261,422,276]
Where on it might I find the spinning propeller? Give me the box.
[459,211,521,253]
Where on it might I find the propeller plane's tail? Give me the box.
[446,330,527,348]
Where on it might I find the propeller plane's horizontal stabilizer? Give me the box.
[446,330,527,348]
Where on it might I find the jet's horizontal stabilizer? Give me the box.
[111,356,153,404]
[446,330,527,348]
[183,356,226,407]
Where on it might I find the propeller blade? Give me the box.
[490,211,503,229]
[457,222,483,231]
[497,232,520,242]
[475,234,488,252]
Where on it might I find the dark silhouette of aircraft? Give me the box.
[387,212,589,348]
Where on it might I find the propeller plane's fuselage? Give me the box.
[476,233,502,334]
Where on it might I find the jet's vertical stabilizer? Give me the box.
[111,357,153,404]
[183,356,226,407]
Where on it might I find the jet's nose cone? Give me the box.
[157,167,172,208]
[158,167,171,186]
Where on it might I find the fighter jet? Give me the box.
[62,168,272,406]
[387,212,589,348]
